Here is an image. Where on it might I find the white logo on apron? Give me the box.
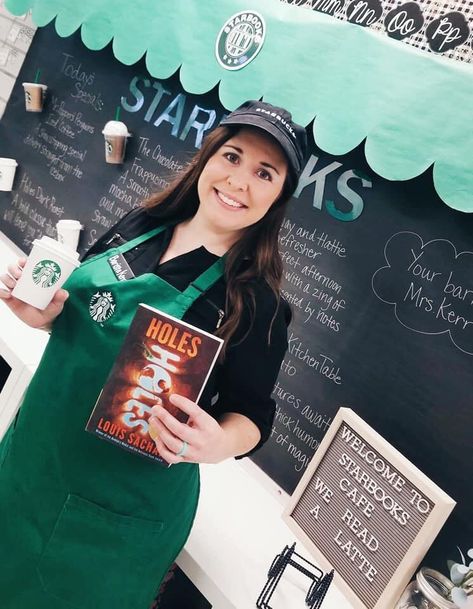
[89,291,116,323]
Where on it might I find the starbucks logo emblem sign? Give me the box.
[216,11,266,71]
[32,260,61,288]
[89,291,116,324]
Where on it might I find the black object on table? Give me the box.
[257,543,334,608]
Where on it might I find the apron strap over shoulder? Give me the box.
[181,256,226,302]
[117,224,169,254]
[101,220,226,308]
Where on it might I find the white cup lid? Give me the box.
[102,120,131,137]
[33,236,80,264]
[0,158,18,167]
[22,82,48,89]
[57,219,83,229]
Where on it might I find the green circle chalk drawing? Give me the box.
[216,11,265,71]
[32,260,61,287]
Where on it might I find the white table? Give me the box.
[179,458,352,608]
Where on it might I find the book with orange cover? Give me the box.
[86,303,223,465]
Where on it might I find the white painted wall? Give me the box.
[0,1,36,117]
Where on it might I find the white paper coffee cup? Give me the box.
[12,236,81,310]
[0,158,18,191]
[56,219,83,252]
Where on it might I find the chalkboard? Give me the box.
[0,23,224,254]
[0,23,471,569]
[259,154,473,567]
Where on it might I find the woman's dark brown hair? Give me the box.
[143,126,296,357]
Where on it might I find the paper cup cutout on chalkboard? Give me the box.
[22,82,47,112]
[12,236,80,310]
[102,120,131,164]
[0,158,18,191]
[56,219,83,252]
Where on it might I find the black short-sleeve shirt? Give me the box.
[84,207,291,456]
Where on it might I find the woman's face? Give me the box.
[196,126,288,240]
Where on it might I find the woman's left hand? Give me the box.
[148,394,229,465]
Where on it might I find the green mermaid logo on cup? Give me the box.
[31,260,61,288]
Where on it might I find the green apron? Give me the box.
[0,225,225,609]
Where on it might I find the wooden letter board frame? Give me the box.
[283,408,456,609]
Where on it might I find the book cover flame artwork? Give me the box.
[86,303,223,465]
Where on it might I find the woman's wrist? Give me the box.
[219,413,261,460]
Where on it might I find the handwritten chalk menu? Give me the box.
[0,22,472,568]
[284,409,456,609]
[0,23,223,254]
[251,150,473,566]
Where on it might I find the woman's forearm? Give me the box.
[218,412,261,460]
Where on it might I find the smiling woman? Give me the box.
[0,100,307,609]
[195,127,288,242]
[140,100,307,356]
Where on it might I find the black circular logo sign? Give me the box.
[216,11,266,71]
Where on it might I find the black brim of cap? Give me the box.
[220,113,300,176]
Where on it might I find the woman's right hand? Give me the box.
[0,258,69,330]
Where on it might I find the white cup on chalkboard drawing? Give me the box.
[12,236,80,310]
[22,82,47,112]
[56,219,83,252]
[0,158,18,191]
[102,120,131,164]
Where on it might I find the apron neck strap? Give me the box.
[114,221,226,301]
[181,256,226,302]
[117,224,169,254]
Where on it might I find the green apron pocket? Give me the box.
[37,494,165,609]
